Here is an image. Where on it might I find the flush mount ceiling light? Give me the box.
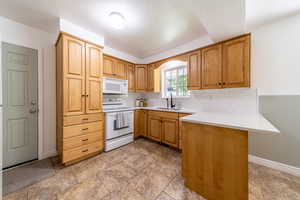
[109,12,126,29]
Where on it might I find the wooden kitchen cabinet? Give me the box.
[162,118,178,148]
[62,34,86,116]
[147,64,161,92]
[115,60,126,79]
[147,115,162,142]
[56,33,104,165]
[147,110,179,148]
[147,64,154,91]
[103,55,126,79]
[135,65,148,92]
[103,56,114,77]
[201,44,223,89]
[187,50,201,90]
[134,110,147,138]
[85,43,103,114]
[127,63,135,92]
[222,35,250,88]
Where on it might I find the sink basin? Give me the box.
[155,107,182,111]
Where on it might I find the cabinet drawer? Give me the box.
[63,132,103,150]
[63,113,103,126]
[148,110,178,119]
[63,121,103,139]
[62,141,103,163]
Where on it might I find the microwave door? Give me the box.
[103,81,122,94]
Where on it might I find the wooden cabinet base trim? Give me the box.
[64,151,102,166]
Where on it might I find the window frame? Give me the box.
[162,64,190,99]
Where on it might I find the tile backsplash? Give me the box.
[126,88,258,114]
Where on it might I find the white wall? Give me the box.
[250,14,300,95]
[247,13,300,168]
[141,35,213,64]
[0,17,57,159]
[103,45,142,64]
[59,19,104,47]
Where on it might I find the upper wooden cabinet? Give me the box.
[103,56,114,76]
[103,55,126,79]
[126,63,135,92]
[147,64,161,92]
[201,44,223,89]
[85,43,103,114]
[135,65,148,92]
[115,60,126,79]
[62,35,86,116]
[222,35,250,88]
[60,35,103,116]
[187,51,201,90]
[147,64,154,91]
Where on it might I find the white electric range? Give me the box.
[103,97,135,152]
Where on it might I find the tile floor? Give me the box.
[3,138,300,200]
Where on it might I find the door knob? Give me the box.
[31,100,36,105]
[29,108,37,113]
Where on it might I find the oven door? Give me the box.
[105,111,134,140]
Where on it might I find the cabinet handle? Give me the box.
[81,94,86,97]
[82,128,89,131]
[82,149,88,153]
[223,82,226,85]
[82,139,88,142]
[82,118,89,121]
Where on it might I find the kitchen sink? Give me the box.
[155,107,182,111]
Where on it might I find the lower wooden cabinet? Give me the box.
[140,110,181,148]
[134,110,147,138]
[162,118,178,148]
[147,115,162,142]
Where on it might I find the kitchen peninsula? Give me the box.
[180,112,280,200]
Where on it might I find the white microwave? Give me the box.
[103,77,128,94]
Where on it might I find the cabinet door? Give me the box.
[63,35,86,116]
[127,63,135,92]
[222,35,250,88]
[140,110,147,137]
[115,60,126,79]
[147,115,162,142]
[147,64,154,91]
[135,65,147,92]
[187,51,201,90]
[85,43,103,114]
[162,118,179,148]
[201,44,223,89]
[103,56,114,77]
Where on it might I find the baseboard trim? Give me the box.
[41,150,57,160]
[249,155,300,177]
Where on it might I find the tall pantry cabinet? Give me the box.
[56,33,104,165]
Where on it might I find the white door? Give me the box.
[2,43,38,169]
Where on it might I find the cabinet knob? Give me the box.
[223,82,226,85]
[218,82,222,86]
